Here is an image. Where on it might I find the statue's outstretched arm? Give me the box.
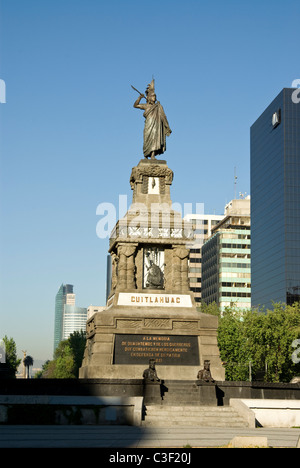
[133,94,146,110]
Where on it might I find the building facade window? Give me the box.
[251,88,300,308]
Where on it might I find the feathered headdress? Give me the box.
[145,79,155,97]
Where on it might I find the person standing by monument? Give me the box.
[133,79,172,160]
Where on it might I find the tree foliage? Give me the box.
[68,330,87,375]
[1,336,21,378]
[217,302,300,382]
[36,331,86,379]
[198,301,220,316]
[217,307,252,381]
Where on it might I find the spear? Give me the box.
[131,85,145,98]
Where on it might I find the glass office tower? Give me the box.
[250,88,300,308]
[53,284,72,352]
[53,284,86,352]
[62,305,88,341]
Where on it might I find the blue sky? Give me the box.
[0,0,299,362]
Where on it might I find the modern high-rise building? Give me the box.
[250,88,300,308]
[61,304,88,342]
[201,198,251,311]
[54,284,73,352]
[184,213,224,303]
[53,284,87,352]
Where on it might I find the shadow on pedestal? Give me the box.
[142,379,226,407]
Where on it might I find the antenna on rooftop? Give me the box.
[234,167,237,199]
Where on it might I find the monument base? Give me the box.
[79,292,225,381]
[79,364,217,380]
[80,157,225,382]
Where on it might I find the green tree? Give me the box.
[217,307,251,381]
[1,336,21,378]
[217,303,300,382]
[38,331,86,379]
[36,359,57,379]
[52,344,75,378]
[199,301,220,316]
[263,303,300,382]
[68,330,86,377]
[34,360,50,379]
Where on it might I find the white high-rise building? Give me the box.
[54,284,87,352]
[201,198,251,311]
[183,213,224,304]
[62,304,87,341]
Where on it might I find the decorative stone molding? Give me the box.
[144,318,171,329]
[130,164,173,190]
[117,319,143,329]
[173,321,199,330]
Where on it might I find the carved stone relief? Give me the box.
[172,246,190,293]
[116,244,137,291]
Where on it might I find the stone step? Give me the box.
[144,407,236,417]
[161,395,199,401]
[162,394,199,405]
[162,389,198,394]
[141,418,247,427]
[145,405,234,413]
[142,405,249,427]
[145,381,222,407]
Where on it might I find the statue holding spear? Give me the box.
[132,79,172,160]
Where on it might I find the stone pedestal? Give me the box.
[79,292,224,380]
[79,158,225,381]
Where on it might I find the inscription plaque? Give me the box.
[113,334,199,365]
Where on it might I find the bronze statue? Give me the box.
[146,260,164,289]
[132,80,172,160]
[143,359,160,382]
[197,360,215,382]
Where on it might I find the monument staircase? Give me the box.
[142,380,251,428]
[142,405,249,428]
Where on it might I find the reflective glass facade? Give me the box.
[54,284,66,352]
[62,305,87,341]
[53,284,86,353]
[250,88,300,308]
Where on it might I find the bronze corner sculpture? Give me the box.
[197,360,215,383]
[143,358,161,382]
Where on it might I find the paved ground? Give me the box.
[0,425,299,448]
